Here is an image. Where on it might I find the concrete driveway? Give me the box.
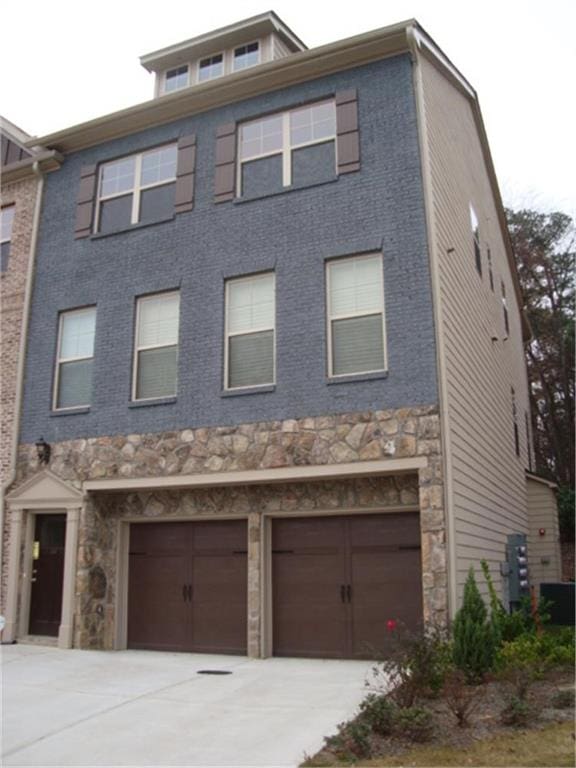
[2,643,374,767]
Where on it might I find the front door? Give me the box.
[28,514,66,636]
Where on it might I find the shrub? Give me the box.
[393,706,435,742]
[551,689,575,709]
[452,567,495,683]
[326,719,372,760]
[358,694,396,735]
[370,622,452,707]
[496,634,547,699]
[441,668,485,727]
[500,696,533,727]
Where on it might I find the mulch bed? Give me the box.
[306,669,575,765]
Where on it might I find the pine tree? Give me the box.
[452,567,495,683]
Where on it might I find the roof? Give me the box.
[140,11,307,73]
[526,471,558,490]
[1,115,62,181]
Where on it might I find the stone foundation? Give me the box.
[13,406,449,649]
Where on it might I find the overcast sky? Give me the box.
[1,0,574,217]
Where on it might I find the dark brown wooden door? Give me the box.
[128,520,247,654]
[29,514,66,636]
[272,513,422,659]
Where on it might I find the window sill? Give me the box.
[233,175,338,205]
[50,406,91,417]
[128,396,177,409]
[326,370,389,386]
[221,384,275,398]
[90,214,175,240]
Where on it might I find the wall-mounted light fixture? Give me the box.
[35,437,51,465]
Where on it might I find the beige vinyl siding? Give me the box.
[526,477,562,588]
[418,55,532,607]
[271,34,292,60]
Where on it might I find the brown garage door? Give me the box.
[272,513,422,659]
[128,520,247,654]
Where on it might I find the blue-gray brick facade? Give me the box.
[20,54,438,444]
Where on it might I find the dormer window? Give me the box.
[233,42,259,71]
[199,54,224,82]
[164,65,189,93]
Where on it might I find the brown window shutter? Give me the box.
[75,164,98,239]
[335,89,360,175]
[214,123,236,203]
[175,134,196,214]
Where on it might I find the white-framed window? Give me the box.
[326,254,387,378]
[233,41,260,71]
[53,307,96,410]
[225,272,275,390]
[238,100,336,192]
[1,204,15,272]
[163,65,189,93]
[470,204,482,275]
[133,291,180,401]
[198,53,224,82]
[96,145,177,233]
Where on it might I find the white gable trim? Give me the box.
[6,470,83,510]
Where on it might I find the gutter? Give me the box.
[0,161,45,618]
[1,151,62,184]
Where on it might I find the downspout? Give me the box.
[406,25,458,620]
[0,161,45,618]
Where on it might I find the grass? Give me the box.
[305,722,575,767]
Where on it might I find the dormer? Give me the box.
[140,11,307,98]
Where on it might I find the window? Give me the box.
[470,204,481,275]
[233,42,259,71]
[225,273,275,389]
[96,145,177,233]
[501,280,510,337]
[326,254,386,377]
[54,307,96,410]
[238,100,336,194]
[133,292,180,401]
[163,65,189,93]
[525,410,533,470]
[511,387,520,457]
[487,248,494,291]
[1,205,15,271]
[199,53,224,82]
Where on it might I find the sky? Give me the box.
[1,0,574,217]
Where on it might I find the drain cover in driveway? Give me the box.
[197,670,232,675]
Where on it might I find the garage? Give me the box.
[127,520,247,654]
[272,513,423,658]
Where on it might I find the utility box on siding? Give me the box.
[506,533,530,609]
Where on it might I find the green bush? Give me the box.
[496,634,547,699]
[452,567,495,683]
[500,696,533,727]
[393,706,435,742]
[326,719,372,760]
[370,622,452,706]
[358,694,396,735]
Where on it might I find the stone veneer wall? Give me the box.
[15,406,448,648]
[1,175,39,613]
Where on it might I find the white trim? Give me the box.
[237,100,336,195]
[197,51,225,83]
[52,306,96,412]
[162,63,190,94]
[232,40,261,72]
[326,253,387,378]
[224,272,275,391]
[84,456,427,493]
[132,290,180,402]
[95,144,177,232]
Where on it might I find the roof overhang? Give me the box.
[140,11,307,73]
[28,19,414,154]
[84,456,425,494]
[1,150,63,183]
[526,471,558,490]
